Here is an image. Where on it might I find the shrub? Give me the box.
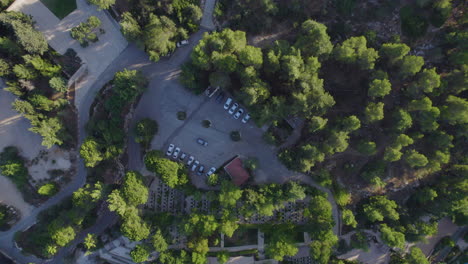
[0,146,29,191]
[134,118,158,149]
[38,183,58,196]
[202,120,211,128]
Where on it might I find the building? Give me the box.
[224,156,250,186]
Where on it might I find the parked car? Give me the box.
[224,98,232,110]
[197,138,208,146]
[197,165,205,176]
[242,113,251,124]
[228,103,239,114]
[172,147,180,159]
[206,167,216,176]
[191,160,200,172]
[187,156,195,166]
[234,108,244,119]
[215,92,225,103]
[166,144,175,156]
[176,40,189,47]
[179,152,187,161]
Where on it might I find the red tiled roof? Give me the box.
[224,156,250,186]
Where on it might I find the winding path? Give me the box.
[0,1,342,263]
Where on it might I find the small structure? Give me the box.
[224,156,250,186]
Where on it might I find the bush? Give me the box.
[70,16,102,46]
[177,111,187,120]
[0,146,29,191]
[202,120,211,128]
[230,131,241,141]
[400,5,428,38]
[38,183,58,196]
[135,118,158,149]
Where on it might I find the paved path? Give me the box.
[200,0,216,30]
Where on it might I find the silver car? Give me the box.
[234,108,244,119]
[187,156,195,166]
[191,160,200,171]
[228,103,239,114]
[206,167,216,176]
[224,98,232,110]
[166,144,175,156]
[179,152,187,161]
[242,113,251,124]
[172,147,180,159]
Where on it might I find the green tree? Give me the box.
[144,150,187,188]
[206,173,219,186]
[120,207,150,241]
[440,95,468,125]
[120,12,142,42]
[368,78,392,98]
[0,58,10,77]
[380,224,405,249]
[50,225,76,247]
[333,36,379,70]
[121,171,148,206]
[130,244,151,263]
[399,55,424,78]
[406,247,429,264]
[265,232,299,261]
[218,180,243,208]
[49,77,67,93]
[404,150,428,168]
[356,141,377,155]
[184,213,219,236]
[408,68,441,96]
[107,190,127,216]
[152,229,168,252]
[414,187,438,204]
[310,231,338,264]
[13,64,37,79]
[87,0,115,9]
[0,12,48,54]
[238,46,263,68]
[384,147,403,162]
[143,15,177,62]
[342,209,357,228]
[216,251,230,264]
[294,20,333,58]
[393,109,413,131]
[309,116,327,132]
[29,117,64,148]
[79,137,103,168]
[341,115,361,132]
[37,183,58,196]
[363,196,399,222]
[134,118,158,149]
[83,233,97,250]
[379,43,410,65]
[364,102,384,123]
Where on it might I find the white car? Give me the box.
[191,160,200,172]
[166,144,175,156]
[179,152,187,161]
[206,167,216,176]
[234,108,244,119]
[172,147,180,159]
[228,103,239,114]
[224,98,232,110]
[241,113,251,124]
[187,156,195,166]
[177,40,189,47]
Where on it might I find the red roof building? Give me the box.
[224,156,250,186]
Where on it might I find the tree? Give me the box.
[143,15,177,62]
[144,150,187,188]
[218,180,243,208]
[37,183,58,196]
[0,12,48,54]
[380,224,405,249]
[408,97,432,112]
[83,233,97,250]
[395,134,414,147]
[187,237,209,254]
[134,118,158,149]
[309,116,327,132]
[120,12,142,42]
[310,231,338,264]
[217,251,230,264]
[363,196,399,222]
[364,102,384,123]
[152,229,168,252]
[107,190,127,216]
[87,0,115,9]
[121,171,148,206]
[414,187,438,204]
[79,137,103,168]
[368,78,392,98]
[341,115,361,132]
[342,209,357,228]
[238,46,263,68]
[333,36,379,70]
[380,43,410,65]
[384,147,403,162]
[29,117,64,148]
[399,55,424,78]
[120,207,150,241]
[404,150,428,168]
[294,20,333,58]
[206,173,219,186]
[13,64,36,80]
[0,58,10,77]
[393,109,413,131]
[357,141,377,155]
[50,225,76,247]
[184,214,219,236]
[408,68,441,96]
[130,244,151,263]
[49,77,67,93]
[323,131,349,155]
[265,232,299,261]
[406,247,429,264]
[440,95,468,125]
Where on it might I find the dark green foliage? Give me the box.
[88,0,114,10]
[121,171,148,206]
[360,160,387,186]
[144,150,188,188]
[264,224,299,261]
[38,183,58,196]
[0,11,48,54]
[380,224,405,249]
[430,0,452,27]
[404,149,429,168]
[49,77,67,93]
[0,146,29,192]
[333,36,379,70]
[130,244,151,263]
[363,196,399,222]
[364,102,384,123]
[294,20,333,59]
[356,141,377,156]
[400,5,428,38]
[70,16,102,47]
[80,137,103,168]
[134,118,158,149]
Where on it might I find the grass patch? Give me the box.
[40,0,76,19]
